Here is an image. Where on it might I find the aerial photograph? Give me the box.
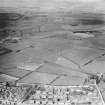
[0,0,105,105]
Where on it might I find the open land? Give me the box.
[0,0,105,104]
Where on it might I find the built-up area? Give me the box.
[0,83,104,105]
